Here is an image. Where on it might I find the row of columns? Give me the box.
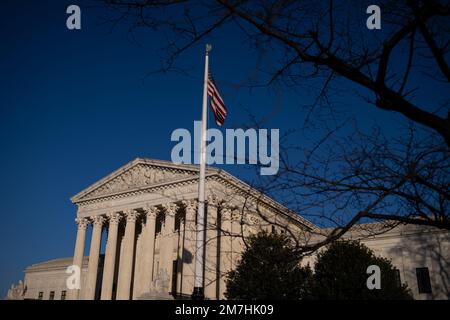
[68,198,244,300]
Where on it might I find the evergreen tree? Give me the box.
[312,240,413,300]
[225,232,313,300]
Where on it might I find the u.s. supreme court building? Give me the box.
[8,158,450,300]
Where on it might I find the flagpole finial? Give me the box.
[206,44,212,54]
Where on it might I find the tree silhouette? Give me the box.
[100,0,450,248]
[313,240,413,299]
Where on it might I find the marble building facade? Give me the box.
[68,158,313,300]
[10,158,450,300]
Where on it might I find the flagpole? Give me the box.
[192,43,211,300]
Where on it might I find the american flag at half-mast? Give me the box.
[207,72,228,126]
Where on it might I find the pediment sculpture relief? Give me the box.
[82,164,192,199]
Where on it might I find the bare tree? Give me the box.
[98,0,450,250]
[101,0,449,144]
[270,125,449,252]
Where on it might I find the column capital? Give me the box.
[162,203,178,216]
[231,208,242,221]
[144,205,158,219]
[91,215,105,227]
[221,206,233,216]
[75,217,89,230]
[207,194,221,206]
[106,212,122,226]
[123,209,139,223]
[182,199,197,211]
[249,200,259,210]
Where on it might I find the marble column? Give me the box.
[116,209,138,300]
[176,216,185,295]
[100,212,121,300]
[138,205,158,296]
[154,233,161,280]
[84,215,105,300]
[181,200,197,295]
[205,195,219,299]
[219,207,233,299]
[160,203,177,293]
[114,224,125,298]
[156,217,165,278]
[231,209,245,270]
[68,217,89,300]
[132,219,144,299]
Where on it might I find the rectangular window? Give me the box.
[416,267,432,294]
[38,292,43,300]
[271,225,276,234]
[394,268,401,287]
[49,291,55,300]
[61,290,66,300]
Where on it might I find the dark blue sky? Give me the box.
[0,1,447,296]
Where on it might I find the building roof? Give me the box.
[320,221,447,242]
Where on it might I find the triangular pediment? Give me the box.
[71,158,204,203]
[71,157,318,230]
